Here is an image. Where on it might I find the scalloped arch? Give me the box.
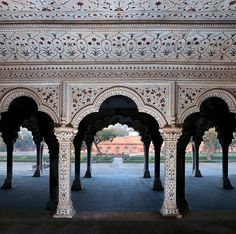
[178,88,236,124]
[0,87,60,123]
[71,86,168,128]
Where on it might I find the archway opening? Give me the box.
[177,97,236,214]
[71,95,164,212]
[0,96,59,212]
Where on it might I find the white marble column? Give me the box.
[160,126,182,217]
[53,126,77,218]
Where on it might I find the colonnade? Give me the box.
[0,94,235,219]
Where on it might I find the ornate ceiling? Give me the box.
[0,1,235,81]
[0,0,235,21]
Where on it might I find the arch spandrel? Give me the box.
[178,88,236,125]
[0,87,60,124]
[70,86,168,129]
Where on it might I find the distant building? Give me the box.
[92,136,154,155]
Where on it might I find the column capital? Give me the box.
[54,126,77,142]
[159,126,182,141]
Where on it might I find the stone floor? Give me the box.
[0,158,236,233]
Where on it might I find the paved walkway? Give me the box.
[0,159,236,233]
[0,158,236,212]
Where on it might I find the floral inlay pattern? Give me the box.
[0,87,8,99]
[178,87,205,112]
[35,87,59,112]
[1,30,236,64]
[228,88,236,98]
[0,0,235,20]
[135,86,168,114]
[71,87,104,116]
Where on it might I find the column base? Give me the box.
[143,170,151,178]
[193,169,203,177]
[33,169,41,177]
[53,206,76,218]
[84,170,92,178]
[1,178,12,190]
[46,199,58,211]
[222,178,234,190]
[71,179,83,191]
[152,179,164,191]
[160,207,182,218]
[177,198,189,214]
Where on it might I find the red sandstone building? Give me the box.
[91,136,154,155]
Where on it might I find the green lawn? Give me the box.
[122,152,236,163]
[0,153,115,163]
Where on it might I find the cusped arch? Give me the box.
[71,86,168,128]
[178,88,236,124]
[0,87,59,123]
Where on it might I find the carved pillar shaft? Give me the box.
[192,141,196,173]
[6,142,14,180]
[192,141,202,177]
[84,136,93,178]
[74,140,82,181]
[220,141,233,189]
[53,126,77,218]
[1,134,16,190]
[142,137,151,178]
[152,140,164,191]
[160,127,182,217]
[33,139,43,177]
[72,137,83,191]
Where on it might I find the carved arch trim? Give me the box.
[0,87,60,123]
[178,88,236,124]
[71,86,168,128]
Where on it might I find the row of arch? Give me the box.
[0,86,235,127]
[0,86,236,218]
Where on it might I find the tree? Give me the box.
[93,124,136,154]
[202,128,220,160]
[94,128,116,154]
[0,136,6,152]
[14,127,35,151]
[110,123,129,137]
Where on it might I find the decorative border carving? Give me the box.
[70,86,168,128]
[1,29,236,64]
[0,87,60,123]
[0,0,235,21]
[0,64,236,82]
[178,88,236,124]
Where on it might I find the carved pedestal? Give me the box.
[160,127,182,217]
[53,126,77,218]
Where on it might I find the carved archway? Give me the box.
[178,88,236,125]
[70,86,168,128]
[0,87,60,123]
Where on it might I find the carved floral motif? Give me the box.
[71,87,104,117]
[160,127,182,217]
[229,88,236,98]
[35,87,59,113]
[178,87,206,112]
[134,86,168,114]
[54,126,77,218]
[1,30,236,64]
[0,0,235,20]
[55,127,77,142]
[0,87,8,99]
